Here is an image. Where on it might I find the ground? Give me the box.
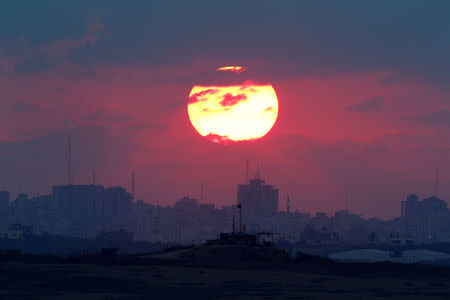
[0,262,449,299]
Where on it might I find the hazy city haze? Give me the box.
[0,1,449,219]
[2,3,450,298]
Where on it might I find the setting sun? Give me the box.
[187,71,279,143]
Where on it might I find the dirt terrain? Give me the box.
[1,261,449,299]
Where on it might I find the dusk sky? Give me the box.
[1,1,449,219]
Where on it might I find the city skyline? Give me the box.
[1,2,450,298]
[0,139,447,220]
[0,162,445,220]
[1,172,449,246]
[0,2,449,219]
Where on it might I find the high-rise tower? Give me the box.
[237,176,278,232]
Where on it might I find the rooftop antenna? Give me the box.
[345,191,349,212]
[434,168,439,197]
[256,164,260,179]
[350,192,353,213]
[232,215,235,233]
[237,204,243,232]
[131,171,135,201]
[200,184,204,202]
[92,168,96,186]
[67,136,72,186]
[287,195,291,213]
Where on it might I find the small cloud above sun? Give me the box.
[216,66,246,73]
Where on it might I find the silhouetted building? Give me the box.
[53,185,105,220]
[96,229,133,243]
[51,185,132,237]
[53,185,132,220]
[2,224,34,239]
[332,210,364,242]
[237,176,278,232]
[174,196,199,210]
[12,194,32,224]
[104,186,132,218]
[401,194,450,242]
[422,196,449,242]
[0,191,9,218]
[402,194,422,241]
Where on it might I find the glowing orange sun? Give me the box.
[187,66,279,143]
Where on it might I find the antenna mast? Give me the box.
[200,184,204,202]
[287,195,290,213]
[67,136,72,186]
[232,215,235,233]
[345,191,349,211]
[434,168,439,196]
[237,204,243,232]
[131,172,135,201]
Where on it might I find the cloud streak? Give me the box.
[346,96,384,112]
[188,89,218,104]
[9,101,40,113]
[411,110,450,127]
[219,93,247,107]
